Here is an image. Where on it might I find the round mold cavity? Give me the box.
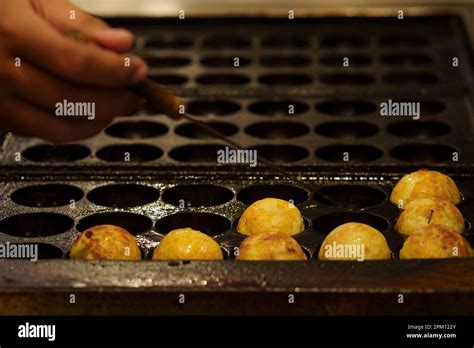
[320,73,375,85]
[319,54,371,67]
[175,122,239,139]
[387,121,451,138]
[390,144,456,162]
[249,100,309,116]
[162,184,234,207]
[22,144,90,162]
[149,74,188,85]
[260,55,311,67]
[11,184,84,208]
[261,36,309,48]
[379,35,428,46]
[237,184,309,205]
[380,53,432,66]
[144,36,193,49]
[315,121,379,139]
[383,72,438,84]
[87,184,160,208]
[316,145,383,163]
[0,213,74,237]
[186,100,241,116]
[144,56,191,68]
[105,121,168,139]
[320,35,368,47]
[245,121,309,139]
[313,212,390,235]
[96,144,163,163]
[169,144,228,163]
[77,212,152,235]
[249,145,309,163]
[202,36,251,49]
[313,185,387,209]
[316,100,376,116]
[201,55,251,67]
[155,212,231,236]
[196,74,250,85]
[259,73,312,86]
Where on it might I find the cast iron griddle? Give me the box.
[0,16,473,315]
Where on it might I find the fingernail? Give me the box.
[97,28,134,41]
[132,64,148,83]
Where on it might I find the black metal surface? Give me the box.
[1,16,474,168]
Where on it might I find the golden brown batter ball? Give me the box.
[237,198,305,236]
[318,222,391,261]
[399,224,472,259]
[152,228,223,260]
[70,225,141,260]
[395,198,465,237]
[236,232,307,260]
[390,169,461,207]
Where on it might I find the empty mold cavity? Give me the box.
[155,212,231,236]
[169,144,228,163]
[196,74,250,85]
[320,73,375,85]
[149,74,188,85]
[87,184,160,208]
[319,54,371,67]
[390,144,457,162]
[144,36,193,49]
[316,100,376,116]
[380,53,432,66]
[260,55,311,67]
[105,121,168,139]
[26,243,63,259]
[313,212,390,235]
[245,121,309,139]
[162,184,234,207]
[22,144,90,162]
[202,36,251,49]
[315,121,379,138]
[259,73,312,86]
[11,184,84,208]
[379,35,428,46]
[237,184,309,205]
[320,35,368,48]
[186,100,241,116]
[313,185,387,209]
[249,145,309,163]
[316,145,383,162]
[383,72,438,84]
[77,212,152,235]
[0,213,74,237]
[175,122,239,139]
[248,100,309,116]
[261,36,309,48]
[144,56,191,68]
[387,121,451,138]
[96,145,163,163]
[201,55,251,67]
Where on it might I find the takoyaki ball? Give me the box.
[318,222,391,261]
[237,198,305,236]
[395,198,465,237]
[399,224,472,259]
[152,228,223,260]
[390,169,461,206]
[70,225,141,260]
[236,232,307,261]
